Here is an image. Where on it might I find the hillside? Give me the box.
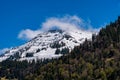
[0,17,120,80]
[0,29,92,62]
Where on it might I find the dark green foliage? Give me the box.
[7,55,14,60]
[1,16,120,80]
[36,49,41,53]
[61,48,69,54]
[64,34,72,40]
[48,29,63,33]
[55,48,60,54]
[50,41,65,48]
[26,52,33,57]
[14,52,21,59]
[55,48,69,55]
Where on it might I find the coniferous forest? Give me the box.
[0,17,120,80]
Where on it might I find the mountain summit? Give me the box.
[0,29,92,62]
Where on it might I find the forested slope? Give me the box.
[0,17,120,80]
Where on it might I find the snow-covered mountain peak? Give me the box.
[0,29,93,62]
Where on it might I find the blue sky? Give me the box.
[0,0,120,49]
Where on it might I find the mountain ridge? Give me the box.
[0,17,120,80]
[0,29,92,62]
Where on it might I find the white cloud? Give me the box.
[18,15,100,40]
[18,29,42,40]
[41,15,82,32]
[0,48,9,55]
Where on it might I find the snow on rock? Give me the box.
[0,29,93,62]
